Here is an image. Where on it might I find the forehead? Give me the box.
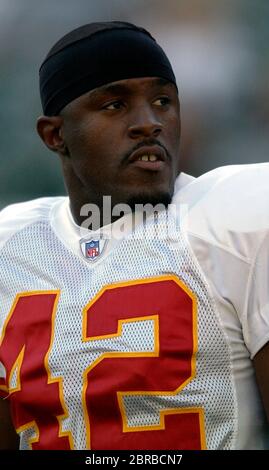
[88,77,177,98]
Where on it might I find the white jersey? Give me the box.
[0,167,268,450]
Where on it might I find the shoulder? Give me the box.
[178,163,269,208]
[178,163,269,261]
[173,172,196,193]
[176,164,269,358]
[0,196,67,251]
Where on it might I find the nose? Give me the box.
[127,105,163,139]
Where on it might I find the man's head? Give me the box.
[37,22,181,223]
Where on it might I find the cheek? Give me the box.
[162,104,180,134]
[70,117,123,157]
[166,115,181,147]
[67,120,122,180]
[66,120,103,159]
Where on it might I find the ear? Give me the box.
[36,115,67,155]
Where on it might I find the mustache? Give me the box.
[122,139,171,164]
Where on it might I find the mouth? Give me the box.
[127,145,167,171]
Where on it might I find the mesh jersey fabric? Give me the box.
[0,167,269,449]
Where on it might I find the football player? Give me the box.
[0,22,268,450]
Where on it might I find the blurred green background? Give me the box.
[1,0,269,209]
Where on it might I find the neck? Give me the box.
[69,196,131,230]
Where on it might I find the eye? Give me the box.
[153,96,171,107]
[102,100,124,110]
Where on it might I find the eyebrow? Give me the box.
[88,78,174,100]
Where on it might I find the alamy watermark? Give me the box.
[79,196,189,241]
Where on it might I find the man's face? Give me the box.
[61,77,181,209]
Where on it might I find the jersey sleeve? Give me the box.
[180,163,269,359]
[243,232,269,358]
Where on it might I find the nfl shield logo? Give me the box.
[85,240,100,260]
[80,237,108,262]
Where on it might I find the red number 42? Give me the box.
[0,275,206,449]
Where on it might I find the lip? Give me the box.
[127,145,167,171]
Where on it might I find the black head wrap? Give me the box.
[39,21,177,116]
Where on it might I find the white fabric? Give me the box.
[0,168,269,449]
